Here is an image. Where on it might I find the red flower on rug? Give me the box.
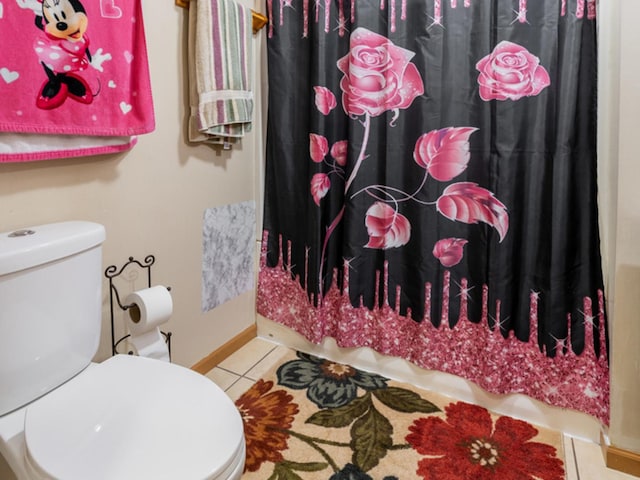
[406,401,565,480]
[235,379,299,472]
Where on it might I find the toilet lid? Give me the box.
[24,355,245,480]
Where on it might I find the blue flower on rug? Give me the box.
[276,352,388,408]
[330,463,399,480]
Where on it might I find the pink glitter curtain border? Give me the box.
[257,232,610,425]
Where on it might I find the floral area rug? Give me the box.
[235,350,566,480]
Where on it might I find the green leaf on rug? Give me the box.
[269,460,329,480]
[268,465,303,480]
[350,404,393,472]
[306,393,372,427]
[373,387,441,414]
[281,460,330,471]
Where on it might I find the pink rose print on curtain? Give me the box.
[414,127,478,182]
[314,86,337,115]
[307,28,510,296]
[433,238,468,267]
[310,133,329,163]
[309,28,425,294]
[476,41,550,101]
[437,182,509,242]
[365,202,411,249]
[311,173,331,206]
[336,27,424,119]
[331,140,348,166]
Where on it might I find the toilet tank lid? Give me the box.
[0,221,105,276]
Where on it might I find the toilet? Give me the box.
[0,222,246,480]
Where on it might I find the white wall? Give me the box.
[0,0,264,368]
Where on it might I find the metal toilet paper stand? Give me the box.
[105,255,172,360]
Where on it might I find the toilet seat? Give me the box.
[23,355,245,480]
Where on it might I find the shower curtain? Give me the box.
[257,0,609,424]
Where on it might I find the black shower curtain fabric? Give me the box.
[257,0,609,425]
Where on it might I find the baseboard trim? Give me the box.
[601,432,640,477]
[190,324,258,374]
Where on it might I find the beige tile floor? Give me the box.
[206,337,638,480]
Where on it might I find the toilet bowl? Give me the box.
[0,355,245,480]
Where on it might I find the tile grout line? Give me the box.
[224,375,244,393]
[216,343,279,377]
[216,365,244,377]
[239,344,279,377]
[224,345,282,395]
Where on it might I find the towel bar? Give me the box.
[176,0,268,33]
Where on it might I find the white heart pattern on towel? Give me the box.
[0,3,4,19]
[100,0,122,19]
[120,101,132,114]
[1,67,19,84]
[108,80,117,88]
[124,51,134,63]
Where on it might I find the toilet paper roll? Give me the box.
[124,286,172,362]
[126,328,170,362]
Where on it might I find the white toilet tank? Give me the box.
[0,221,106,416]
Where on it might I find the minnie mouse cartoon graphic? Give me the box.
[29,0,111,109]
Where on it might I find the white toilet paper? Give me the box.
[124,286,172,362]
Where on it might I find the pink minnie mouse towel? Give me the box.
[0,0,155,162]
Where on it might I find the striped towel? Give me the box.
[188,0,253,147]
